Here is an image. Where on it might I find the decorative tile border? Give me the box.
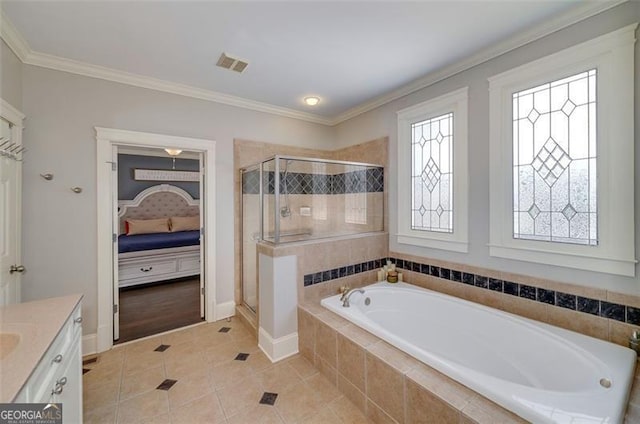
[242,168,384,195]
[303,256,640,326]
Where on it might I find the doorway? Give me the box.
[96,128,216,353]
[114,146,205,343]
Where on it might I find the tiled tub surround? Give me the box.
[258,232,389,303]
[298,301,640,424]
[322,282,636,423]
[386,253,640,348]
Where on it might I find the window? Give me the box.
[512,69,597,245]
[489,24,636,276]
[397,87,468,252]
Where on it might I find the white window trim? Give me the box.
[397,87,469,253]
[488,24,637,276]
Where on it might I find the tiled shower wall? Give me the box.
[233,137,388,308]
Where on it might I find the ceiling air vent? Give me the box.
[216,52,248,73]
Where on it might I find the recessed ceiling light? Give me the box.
[304,96,320,106]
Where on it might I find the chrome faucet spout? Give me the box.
[342,288,365,307]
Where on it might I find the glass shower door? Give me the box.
[241,166,260,313]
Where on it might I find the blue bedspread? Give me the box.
[118,230,200,253]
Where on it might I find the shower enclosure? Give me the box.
[240,155,384,312]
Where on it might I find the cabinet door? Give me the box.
[51,336,82,423]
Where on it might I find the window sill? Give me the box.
[488,244,636,277]
[397,234,468,253]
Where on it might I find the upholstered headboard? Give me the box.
[118,184,199,234]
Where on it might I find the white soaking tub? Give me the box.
[321,282,636,424]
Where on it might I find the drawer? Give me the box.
[178,256,200,272]
[119,259,177,280]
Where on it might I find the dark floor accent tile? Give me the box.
[82,368,90,374]
[503,281,519,296]
[556,292,576,310]
[462,273,475,285]
[82,357,98,365]
[235,353,250,361]
[577,297,600,316]
[303,275,313,287]
[474,275,488,289]
[219,327,231,333]
[157,379,178,391]
[627,307,640,325]
[488,278,503,292]
[154,344,171,352]
[313,272,322,284]
[536,288,555,304]
[451,270,462,282]
[440,268,451,280]
[430,266,440,277]
[260,392,278,406]
[519,285,536,300]
[601,301,625,322]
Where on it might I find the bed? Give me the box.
[117,184,201,288]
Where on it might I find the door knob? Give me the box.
[9,265,25,274]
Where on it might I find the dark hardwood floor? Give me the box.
[116,277,203,344]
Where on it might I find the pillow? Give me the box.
[125,218,170,235]
[171,216,200,232]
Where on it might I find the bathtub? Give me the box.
[321,282,636,424]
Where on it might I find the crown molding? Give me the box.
[0,9,30,61]
[1,1,629,128]
[331,0,629,125]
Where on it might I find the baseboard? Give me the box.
[82,333,98,356]
[214,300,236,321]
[258,327,299,362]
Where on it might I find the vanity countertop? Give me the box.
[0,294,83,403]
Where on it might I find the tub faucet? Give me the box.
[342,288,364,307]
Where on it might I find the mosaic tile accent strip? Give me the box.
[259,392,278,406]
[306,255,640,326]
[154,344,171,352]
[385,256,640,326]
[303,258,385,287]
[156,379,178,391]
[242,168,384,195]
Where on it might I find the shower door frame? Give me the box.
[239,163,263,314]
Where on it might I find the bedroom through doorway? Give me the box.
[114,146,205,344]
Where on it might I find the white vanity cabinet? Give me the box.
[14,303,83,422]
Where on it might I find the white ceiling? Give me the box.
[1,1,617,122]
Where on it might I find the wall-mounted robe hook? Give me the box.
[40,173,54,181]
[71,187,83,194]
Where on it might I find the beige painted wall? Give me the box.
[0,39,22,110]
[19,65,334,336]
[334,2,640,296]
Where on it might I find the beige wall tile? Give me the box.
[316,321,338,368]
[545,306,609,340]
[608,291,640,310]
[315,353,338,386]
[406,378,460,424]
[609,320,635,347]
[297,308,316,361]
[338,333,367,391]
[338,323,380,348]
[460,396,528,424]
[365,352,406,423]
[337,374,367,412]
[367,341,419,374]
[405,363,475,412]
[366,400,398,424]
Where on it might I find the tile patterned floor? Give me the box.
[83,318,371,424]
